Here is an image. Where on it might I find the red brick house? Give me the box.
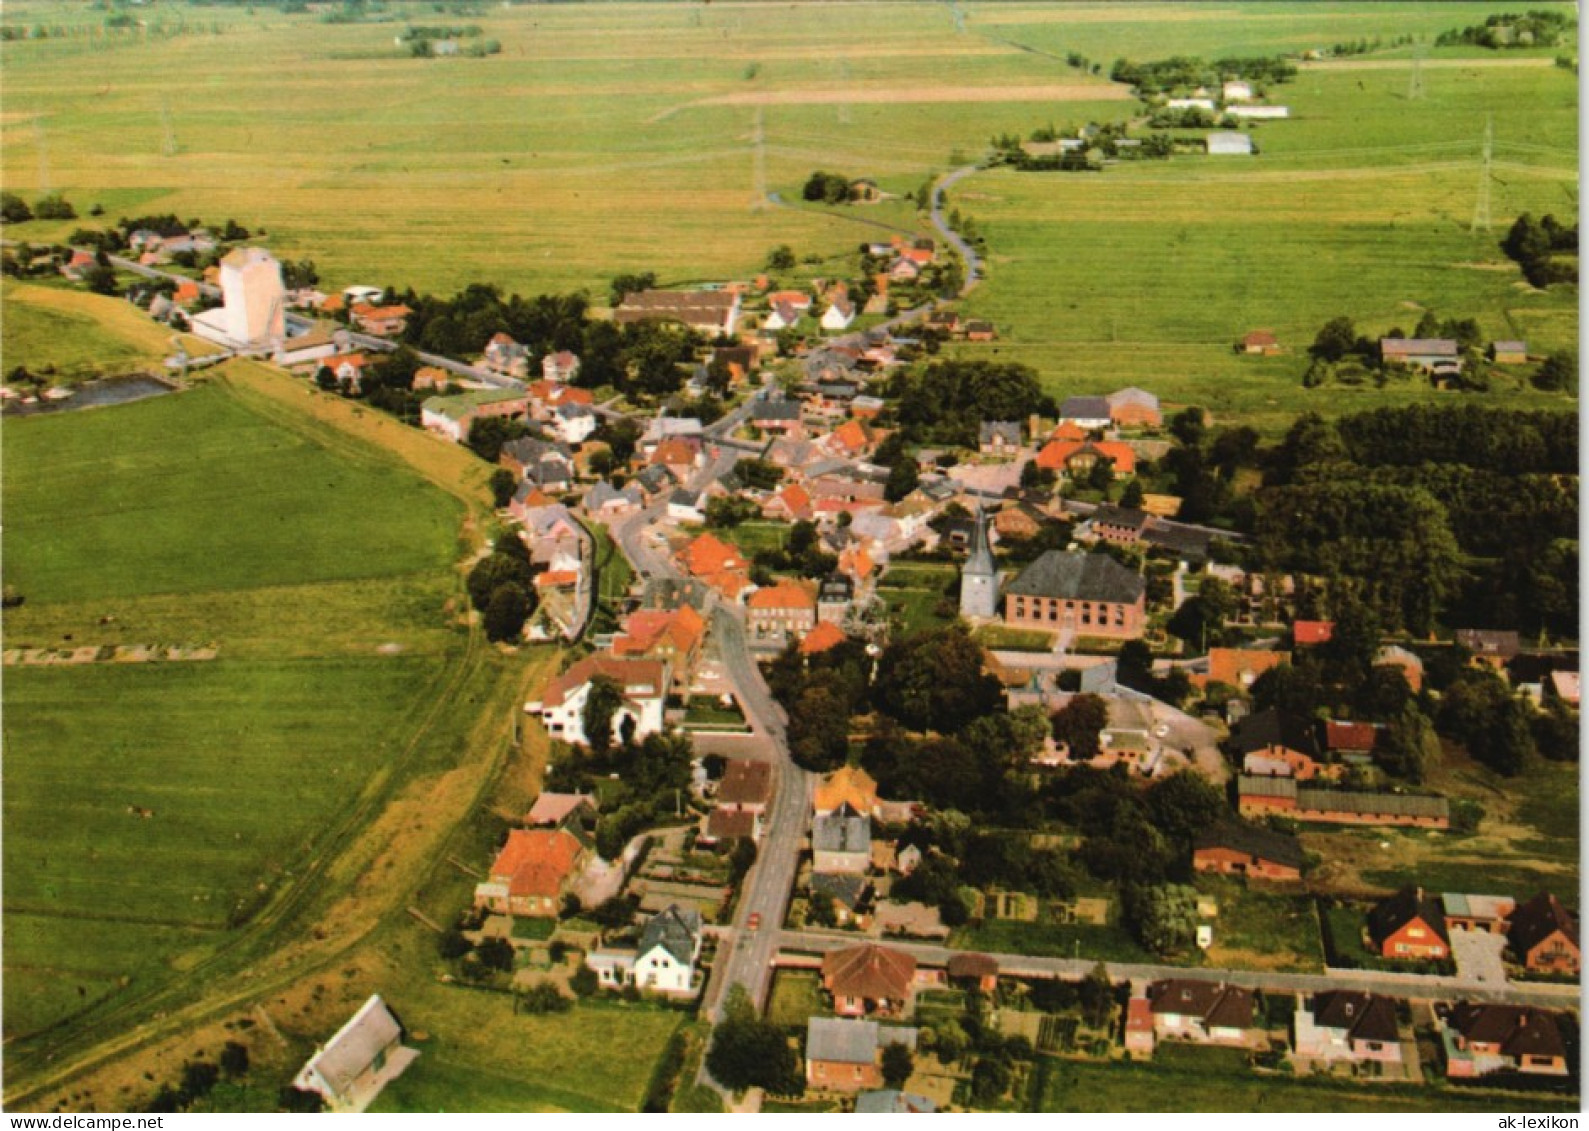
[822,944,919,1017]
[677,533,751,600]
[1444,1004,1569,1078]
[805,1018,918,1093]
[474,828,587,918]
[1146,980,1259,1046]
[1506,892,1580,975]
[945,953,999,994]
[1003,550,1145,640]
[1237,776,1450,829]
[1367,887,1451,960]
[716,760,773,816]
[746,582,817,644]
[1239,330,1281,356]
[1192,823,1305,882]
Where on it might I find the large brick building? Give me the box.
[1002,550,1145,639]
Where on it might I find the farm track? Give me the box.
[1,364,510,1109]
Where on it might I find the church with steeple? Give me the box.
[959,504,1000,620]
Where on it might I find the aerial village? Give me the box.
[23,190,1569,1113]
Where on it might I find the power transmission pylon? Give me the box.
[951,1,965,33]
[1472,113,1493,232]
[1407,40,1426,100]
[750,107,767,210]
[33,118,51,192]
[160,96,178,157]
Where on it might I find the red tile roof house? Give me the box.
[1033,439,1138,478]
[1506,892,1580,975]
[676,533,751,601]
[612,606,706,694]
[1230,708,1342,782]
[350,302,413,336]
[945,952,999,994]
[822,944,922,1018]
[806,1018,919,1093]
[1124,994,1156,1055]
[1293,991,1403,1066]
[1238,329,1282,356]
[1292,619,1335,646]
[1367,887,1451,960]
[1192,823,1306,882]
[1146,980,1260,1047]
[473,828,587,918]
[1442,1003,1569,1079]
[747,582,818,646]
[716,759,773,815]
[1106,387,1161,428]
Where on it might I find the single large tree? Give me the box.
[582,674,626,753]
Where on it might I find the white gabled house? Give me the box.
[292,995,419,1113]
[527,654,669,746]
[586,904,704,997]
[821,299,857,333]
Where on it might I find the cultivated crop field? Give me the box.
[1,380,470,1047]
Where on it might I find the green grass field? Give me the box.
[1034,1050,1579,1113]
[370,990,685,1113]
[1,380,470,1046]
[4,383,461,604]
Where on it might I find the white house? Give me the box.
[551,403,598,446]
[292,995,419,1113]
[813,808,872,875]
[821,299,857,333]
[1229,105,1289,120]
[764,303,801,332]
[586,905,703,997]
[1222,80,1254,102]
[1167,97,1216,111]
[1206,131,1254,156]
[667,488,708,524]
[527,654,669,746]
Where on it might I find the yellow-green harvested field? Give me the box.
[2,281,224,381]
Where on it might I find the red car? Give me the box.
[747,912,762,931]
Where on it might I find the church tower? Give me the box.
[959,503,999,620]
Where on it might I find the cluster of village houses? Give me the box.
[104,248,1576,1110]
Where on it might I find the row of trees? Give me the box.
[1109,53,1295,94]
[1500,212,1578,288]
[0,192,77,223]
[887,358,1053,448]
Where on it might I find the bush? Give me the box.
[519,982,573,1014]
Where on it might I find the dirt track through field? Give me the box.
[694,81,1134,108]
[1300,56,1558,72]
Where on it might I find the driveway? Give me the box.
[1449,928,1509,986]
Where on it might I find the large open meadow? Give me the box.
[1,372,473,1064]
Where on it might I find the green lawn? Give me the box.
[1035,1053,1578,1114]
[370,990,685,1113]
[951,915,1156,966]
[766,970,826,1030]
[716,521,789,558]
[1,378,470,1048]
[1198,877,1325,973]
[0,280,223,384]
[878,562,959,636]
[3,383,461,605]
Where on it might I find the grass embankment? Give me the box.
[1,364,517,1109]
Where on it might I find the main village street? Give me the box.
[773,931,1582,1010]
